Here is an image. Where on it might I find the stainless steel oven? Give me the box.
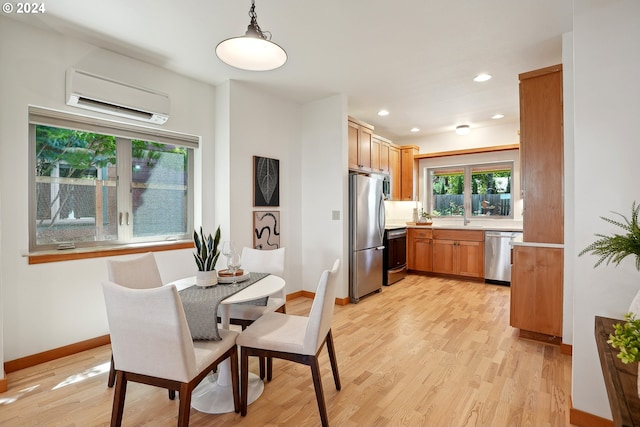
[383,227,407,286]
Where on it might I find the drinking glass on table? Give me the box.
[227,249,242,287]
[221,241,233,270]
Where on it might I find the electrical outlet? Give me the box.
[332,210,340,220]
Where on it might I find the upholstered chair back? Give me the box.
[102,281,196,383]
[106,252,162,289]
[303,259,340,355]
[240,247,285,277]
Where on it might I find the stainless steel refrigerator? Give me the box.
[349,174,385,303]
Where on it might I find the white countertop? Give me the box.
[387,219,523,232]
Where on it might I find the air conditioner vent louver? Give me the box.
[65,68,170,125]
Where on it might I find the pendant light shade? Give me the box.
[216,0,287,71]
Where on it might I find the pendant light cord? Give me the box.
[247,0,273,41]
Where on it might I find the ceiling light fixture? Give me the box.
[378,109,389,116]
[492,113,505,119]
[473,73,492,82]
[410,127,420,133]
[456,125,470,135]
[215,0,287,71]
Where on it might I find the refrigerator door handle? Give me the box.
[378,193,386,240]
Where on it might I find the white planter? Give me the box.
[196,270,218,287]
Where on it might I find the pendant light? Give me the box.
[216,0,287,71]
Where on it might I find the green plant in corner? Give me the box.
[579,202,640,271]
[608,313,640,364]
[193,225,221,271]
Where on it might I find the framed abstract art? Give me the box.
[253,211,280,249]
[253,156,280,207]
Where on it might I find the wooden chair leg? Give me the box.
[108,353,116,388]
[326,330,341,390]
[176,383,191,427]
[111,371,127,427]
[169,389,176,400]
[259,356,266,379]
[267,357,273,382]
[309,357,330,427]
[229,346,240,413]
[240,347,249,416]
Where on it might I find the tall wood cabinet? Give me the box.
[510,64,564,338]
[519,64,564,244]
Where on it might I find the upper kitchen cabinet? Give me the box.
[389,145,401,200]
[400,146,419,201]
[348,117,374,173]
[371,134,392,175]
[519,64,564,244]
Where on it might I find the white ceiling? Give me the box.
[17,0,573,140]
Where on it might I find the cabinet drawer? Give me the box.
[433,229,484,242]
[409,228,432,239]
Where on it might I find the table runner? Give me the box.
[179,272,269,341]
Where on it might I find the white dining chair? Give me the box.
[236,259,341,427]
[217,247,286,378]
[105,252,163,389]
[220,247,287,327]
[102,280,240,427]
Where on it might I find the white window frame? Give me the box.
[426,161,514,219]
[28,106,199,253]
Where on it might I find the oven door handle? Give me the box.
[388,265,407,273]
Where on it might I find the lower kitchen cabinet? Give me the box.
[408,228,432,272]
[432,229,484,278]
[510,245,563,337]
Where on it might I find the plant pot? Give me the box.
[196,270,218,287]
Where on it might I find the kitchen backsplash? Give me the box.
[384,200,524,229]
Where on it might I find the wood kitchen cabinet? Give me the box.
[348,117,374,172]
[519,64,564,244]
[389,144,401,200]
[400,145,419,201]
[372,134,391,175]
[408,228,433,272]
[510,245,563,337]
[432,229,484,278]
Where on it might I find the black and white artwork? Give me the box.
[253,211,280,249]
[253,156,280,207]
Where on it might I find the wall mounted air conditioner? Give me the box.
[65,68,170,125]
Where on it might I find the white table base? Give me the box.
[191,371,264,414]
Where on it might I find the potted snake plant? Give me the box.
[193,225,221,287]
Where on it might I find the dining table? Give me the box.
[170,273,285,414]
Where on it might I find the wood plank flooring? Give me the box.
[0,274,573,426]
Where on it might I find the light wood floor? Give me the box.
[0,274,573,426]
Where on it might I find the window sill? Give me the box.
[26,240,194,264]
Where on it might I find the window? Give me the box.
[29,107,198,252]
[428,162,513,218]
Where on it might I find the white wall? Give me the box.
[0,17,214,361]
[571,0,640,419]
[301,95,349,296]
[226,80,304,294]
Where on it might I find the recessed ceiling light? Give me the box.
[377,109,389,116]
[473,73,492,82]
[456,125,471,135]
[410,127,420,132]
[492,113,505,119]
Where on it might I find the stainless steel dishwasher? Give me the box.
[484,230,522,285]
